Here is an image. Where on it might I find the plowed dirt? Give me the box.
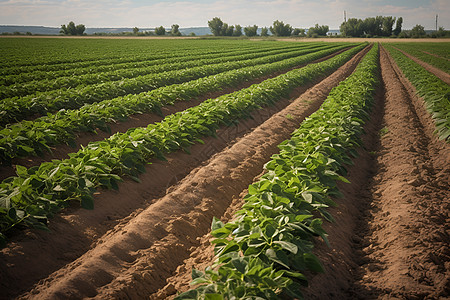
[0,47,369,299]
[2,43,448,300]
[391,46,450,85]
[303,45,450,299]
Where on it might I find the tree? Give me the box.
[435,26,449,37]
[393,17,403,36]
[382,16,395,36]
[60,21,85,35]
[155,26,166,36]
[270,20,292,36]
[208,17,224,36]
[260,27,269,36]
[307,24,329,37]
[244,25,258,37]
[133,27,139,35]
[362,17,383,36]
[233,25,242,36]
[340,18,364,37]
[292,28,305,37]
[171,24,181,36]
[221,23,234,36]
[410,24,426,38]
[75,24,85,35]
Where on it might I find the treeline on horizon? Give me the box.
[4,17,449,38]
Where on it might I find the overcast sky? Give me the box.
[0,0,448,30]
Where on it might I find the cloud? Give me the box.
[0,0,448,29]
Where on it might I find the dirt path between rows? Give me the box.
[0,46,368,299]
[391,46,450,85]
[299,45,450,299]
[421,50,450,61]
[148,46,373,299]
[352,45,449,299]
[0,47,351,181]
[8,47,371,300]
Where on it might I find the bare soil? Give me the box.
[1,42,449,300]
[0,47,350,181]
[421,50,450,61]
[0,46,369,299]
[391,46,450,85]
[152,44,450,300]
[302,45,450,299]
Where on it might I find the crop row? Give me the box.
[176,44,379,299]
[0,43,362,165]
[0,43,331,98]
[388,43,450,73]
[0,43,315,86]
[0,39,267,73]
[0,44,366,247]
[384,45,450,141]
[0,44,347,127]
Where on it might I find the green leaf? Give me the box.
[192,268,204,279]
[220,241,239,255]
[211,217,224,231]
[211,227,230,239]
[205,294,223,300]
[15,165,28,177]
[266,248,290,269]
[337,175,350,183]
[81,194,94,210]
[304,252,324,273]
[263,224,276,239]
[231,258,247,274]
[174,289,198,300]
[273,240,298,254]
[190,277,210,285]
[8,208,17,220]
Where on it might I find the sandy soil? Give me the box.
[0,47,351,181]
[303,45,450,299]
[421,50,450,61]
[1,42,448,300]
[0,46,369,299]
[391,46,450,85]
[152,44,450,300]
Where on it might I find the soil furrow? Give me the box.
[14,46,370,300]
[149,46,373,300]
[300,45,450,300]
[0,47,351,181]
[420,50,450,61]
[391,45,450,85]
[0,46,367,299]
[348,45,450,299]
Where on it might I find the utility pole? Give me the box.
[436,14,438,31]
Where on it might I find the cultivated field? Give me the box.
[0,38,448,299]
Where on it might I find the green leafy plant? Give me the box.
[0,43,367,246]
[176,43,379,299]
[0,43,361,164]
[0,43,347,126]
[384,44,450,141]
